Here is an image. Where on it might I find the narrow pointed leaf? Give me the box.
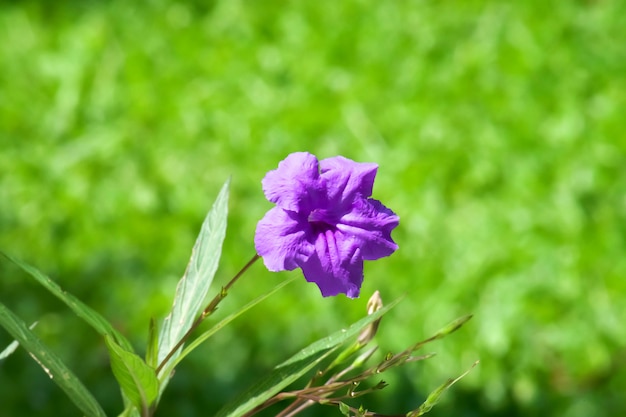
[105,335,160,412]
[0,252,133,352]
[0,302,107,417]
[432,314,473,339]
[216,298,401,417]
[411,361,479,417]
[409,314,473,353]
[339,402,351,415]
[157,179,229,378]
[1,321,37,360]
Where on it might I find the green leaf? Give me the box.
[1,321,37,360]
[0,252,134,352]
[432,314,473,339]
[411,361,479,417]
[105,335,160,412]
[405,314,473,355]
[0,302,107,417]
[215,298,401,417]
[157,179,229,379]
[117,406,141,417]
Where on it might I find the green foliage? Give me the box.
[1,0,625,416]
[1,252,133,352]
[157,179,229,384]
[0,322,36,360]
[216,299,400,417]
[0,303,107,417]
[412,361,479,417]
[105,335,159,414]
[264,311,474,417]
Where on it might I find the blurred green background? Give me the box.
[1,0,625,416]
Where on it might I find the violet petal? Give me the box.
[262,152,321,212]
[254,207,315,271]
[338,197,399,260]
[320,156,378,204]
[299,230,364,298]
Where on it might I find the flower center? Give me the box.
[308,208,335,233]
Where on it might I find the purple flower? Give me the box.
[254,152,399,298]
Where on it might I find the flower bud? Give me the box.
[357,290,383,346]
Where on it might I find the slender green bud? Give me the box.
[357,291,383,346]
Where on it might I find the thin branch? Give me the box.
[156,254,260,375]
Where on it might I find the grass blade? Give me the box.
[0,252,133,352]
[0,321,37,360]
[0,302,107,417]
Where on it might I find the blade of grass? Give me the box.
[0,321,37,360]
[0,302,107,417]
[0,252,133,352]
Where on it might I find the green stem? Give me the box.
[155,254,261,375]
